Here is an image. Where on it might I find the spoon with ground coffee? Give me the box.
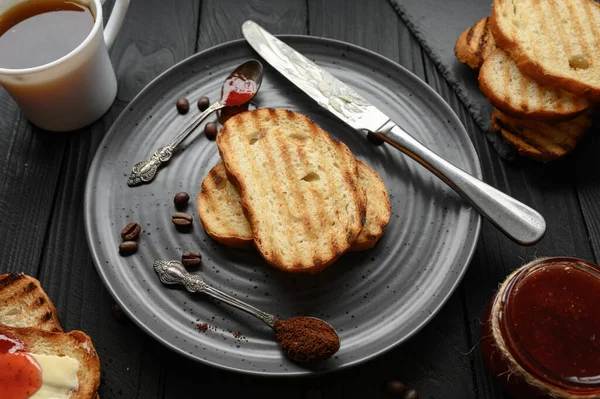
[153,260,340,363]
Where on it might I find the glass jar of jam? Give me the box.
[481,257,600,398]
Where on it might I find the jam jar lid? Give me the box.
[489,257,600,397]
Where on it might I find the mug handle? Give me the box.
[102,0,130,50]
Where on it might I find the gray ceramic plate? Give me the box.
[84,36,481,376]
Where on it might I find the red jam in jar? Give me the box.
[481,257,600,398]
[0,332,42,399]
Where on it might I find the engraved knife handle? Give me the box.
[153,260,278,328]
[378,122,546,245]
[127,101,224,187]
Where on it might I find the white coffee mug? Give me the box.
[0,0,130,132]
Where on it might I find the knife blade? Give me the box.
[242,20,546,245]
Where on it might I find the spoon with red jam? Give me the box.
[153,259,340,363]
[127,60,263,187]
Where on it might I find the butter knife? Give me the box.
[242,20,545,245]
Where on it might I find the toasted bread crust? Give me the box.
[455,17,495,70]
[197,161,390,252]
[0,324,101,399]
[490,0,600,99]
[0,274,62,333]
[216,109,366,273]
[492,108,593,162]
[479,49,589,121]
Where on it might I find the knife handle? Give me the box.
[379,124,546,245]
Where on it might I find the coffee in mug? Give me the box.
[0,1,95,69]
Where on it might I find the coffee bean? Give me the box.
[120,221,141,241]
[119,241,138,256]
[181,251,202,267]
[205,122,218,140]
[111,303,127,322]
[172,212,193,229]
[174,192,190,209]
[403,389,419,399]
[176,97,190,114]
[197,96,210,111]
[385,381,406,397]
[367,131,385,145]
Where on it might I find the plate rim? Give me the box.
[84,34,482,376]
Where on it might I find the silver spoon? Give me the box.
[153,259,340,362]
[127,60,264,187]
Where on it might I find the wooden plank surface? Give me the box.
[0,0,597,398]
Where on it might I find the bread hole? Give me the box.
[301,172,320,182]
[5,307,21,316]
[248,131,265,145]
[288,132,309,140]
[569,54,590,70]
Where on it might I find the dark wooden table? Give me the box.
[1,1,599,398]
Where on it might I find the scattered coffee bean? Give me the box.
[385,381,406,397]
[174,192,190,209]
[403,389,419,399]
[367,131,385,145]
[176,97,190,114]
[110,303,127,322]
[181,251,202,267]
[197,96,210,111]
[120,221,141,241]
[119,240,138,256]
[205,122,218,140]
[172,212,193,229]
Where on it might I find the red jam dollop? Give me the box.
[220,73,256,107]
[0,333,42,399]
[482,258,600,398]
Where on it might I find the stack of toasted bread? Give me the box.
[455,0,599,162]
[197,108,391,273]
[0,274,100,398]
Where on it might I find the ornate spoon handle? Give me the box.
[127,101,224,187]
[153,260,278,328]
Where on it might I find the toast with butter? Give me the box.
[197,160,390,252]
[0,273,62,332]
[491,108,593,162]
[490,0,600,99]
[216,108,366,272]
[0,324,101,399]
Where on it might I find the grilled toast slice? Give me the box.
[197,162,253,248]
[216,108,366,272]
[479,48,589,121]
[0,324,101,399]
[491,108,593,162]
[0,274,62,332]
[197,160,390,251]
[455,17,496,70]
[490,0,600,99]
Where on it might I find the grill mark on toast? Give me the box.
[495,119,557,158]
[40,311,53,323]
[0,274,24,290]
[277,129,316,262]
[466,24,475,45]
[565,1,590,70]
[475,18,490,61]
[583,1,600,57]
[550,1,574,69]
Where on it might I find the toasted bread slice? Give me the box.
[490,0,600,99]
[0,324,100,399]
[479,48,589,121]
[0,274,62,332]
[455,17,496,70]
[216,109,366,273]
[197,162,253,248]
[349,160,390,251]
[198,160,390,251]
[491,108,592,161]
